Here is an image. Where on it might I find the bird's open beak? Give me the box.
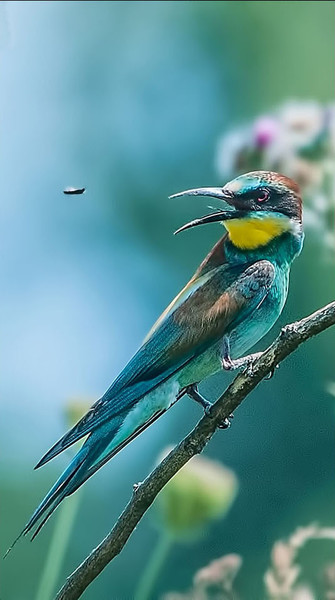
[169,187,243,235]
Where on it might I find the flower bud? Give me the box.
[155,449,238,538]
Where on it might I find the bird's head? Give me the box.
[171,171,302,250]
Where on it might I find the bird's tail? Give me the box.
[6,405,168,553]
[23,445,90,540]
[6,417,120,553]
[4,445,88,556]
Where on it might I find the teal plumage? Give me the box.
[17,170,304,541]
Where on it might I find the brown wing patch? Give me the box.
[171,260,275,361]
[173,282,242,335]
[171,275,244,357]
[206,292,240,323]
[145,237,228,343]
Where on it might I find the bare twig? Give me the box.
[55,301,335,600]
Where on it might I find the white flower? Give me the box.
[277,100,324,151]
[215,126,251,178]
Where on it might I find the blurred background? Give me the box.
[0,2,334,599]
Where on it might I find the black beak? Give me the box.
[169,186,243,235]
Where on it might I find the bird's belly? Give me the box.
[230,310,278,358]
[176,344,222,389]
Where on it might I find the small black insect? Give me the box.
[63,187,86,195]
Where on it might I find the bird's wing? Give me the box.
[144,235,230,340]
[37,259,275,467]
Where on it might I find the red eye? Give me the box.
[257,189,269,202]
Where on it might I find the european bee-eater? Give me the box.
[19,170,303,539]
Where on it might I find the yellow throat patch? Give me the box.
[224,216,291,250]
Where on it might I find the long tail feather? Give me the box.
[16,415,124,540]
[10,396,180,548]
[67,407,167,495]
[5,447,88,556]
[25,448,89,535]
[34,411,97,469]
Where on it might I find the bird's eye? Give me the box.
[257,189,269,203]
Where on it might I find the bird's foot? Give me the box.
[221,337,265,377]
[132,481,142,495]
[222,353,279,380]
[218,413,234,429]
[265,363,280,380]
[185,384,212,413]
[185,384,233,429]
[221,352,263,376]
[280,322,298,340]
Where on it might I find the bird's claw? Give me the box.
[132,482,142,494]
[218,416,232,429]
[203,403,233,429]
[246,358,280,380]
[221,357,234,371]
[243,356,260,377]
[280,323,298,339]
[185,384,233,430]
[265,364,280,380]
[245,361,256,377]
[204,402,213,416]
[222,352,263,376]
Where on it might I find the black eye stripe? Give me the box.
[239,188,270,202]
[257,189,269,202]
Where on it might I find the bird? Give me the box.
[17,170,304,541]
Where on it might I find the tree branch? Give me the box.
[55,300,335,600]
